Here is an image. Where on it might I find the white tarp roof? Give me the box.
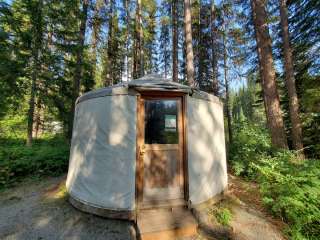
[77,74,221,105]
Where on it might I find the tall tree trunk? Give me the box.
[253,8,270,131]
[164,45,168,78]
[34,98,42,138]
[197,1,202,87]
[223,22,232,144]
[27,61,37,146]
[27,0,43,146]
[184,0,195,86]
[91,0,101,83]
[125,0,130,81]
[138,0,144,77]
[69,0,89,139]
[105,0,114,86]
[133,36,138,79]
[210,1,218,95]
[133,0,142,78]
[279,0,304,154]
[251,0,288,149]
[172,0,178,82]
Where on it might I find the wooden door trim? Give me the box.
[135,92,188,211]
[182,95,189,203]
[135,95,144,215]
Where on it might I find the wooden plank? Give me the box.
[145,144,179,150]
[138,207,197,240]
[136,95,145,211]
[138,208,197,232]
[182,95,189,203]
[140,224,197,240]
[141,198,186,210]
[177,98,184,196]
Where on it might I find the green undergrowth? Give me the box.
[0,116,69,189]
[229,122,320,240]
[209,200,233,226]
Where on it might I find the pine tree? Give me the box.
[159,0,171,78]
[102,3,123,86]
[210,0,219,95]
[172,0,178,82]
[184,0,195,86]
[69,0,89,139]
[222,2,232,144]
[25,0,44,146]
[251,0,288,149]
[279,0,304,154]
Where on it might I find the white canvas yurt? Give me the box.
[66,75,227,220]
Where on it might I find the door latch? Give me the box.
[140,145,146,155]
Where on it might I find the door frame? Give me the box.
[135,91,189,210]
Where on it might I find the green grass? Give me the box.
[208,201,233,226]
[215,208,232,226]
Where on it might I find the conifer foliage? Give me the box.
[0,0,318,155]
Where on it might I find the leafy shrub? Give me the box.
[0,115,27,139]
[254,152,320,240]
[0,135,69,189]
[230,121,320,239]
[229,121,271,178]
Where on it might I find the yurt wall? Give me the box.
[186,96,227,205]
[66,95,137,210]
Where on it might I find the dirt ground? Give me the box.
[0,175,135,240]
[0,174,286,240]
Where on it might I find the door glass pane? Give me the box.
[145,100,179,144]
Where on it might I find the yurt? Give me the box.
[66,74,227,221]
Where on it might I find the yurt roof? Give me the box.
[77,74,221,105]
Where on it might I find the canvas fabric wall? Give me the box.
[66,95,137,210]
[187,96,227,205]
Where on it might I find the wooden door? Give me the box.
[138,96,184,205]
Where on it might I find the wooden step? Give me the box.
[137,207,198,240]
[141,198,187,210]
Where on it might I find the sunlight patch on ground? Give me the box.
[43,180,68,201]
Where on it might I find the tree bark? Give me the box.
[91,0,101,83]
[34,98,42,138]
[105,0,115,86]
[27,60,37,146]
[69,0,89,140]
[27,0,43,146]
[223,21,232,145]
[133,0,143,78]
[172,0,178,82]
[125,0,130,81]
[133,35,138,79]
[279,0,304,154]
[138,0,144,77]
[251,0,288,149]
[252,7,270,131]
[184,0,195,86]
[210,1,218,95]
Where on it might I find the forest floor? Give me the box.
[195,174,287,240]
[0,174,286,240]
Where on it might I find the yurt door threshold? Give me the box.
[136,93,187,209]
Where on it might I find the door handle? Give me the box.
[140,145,146,155]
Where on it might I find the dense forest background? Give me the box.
[0,0,319,239]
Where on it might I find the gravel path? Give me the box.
[0,175,135,240]
[0,174,286,240]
